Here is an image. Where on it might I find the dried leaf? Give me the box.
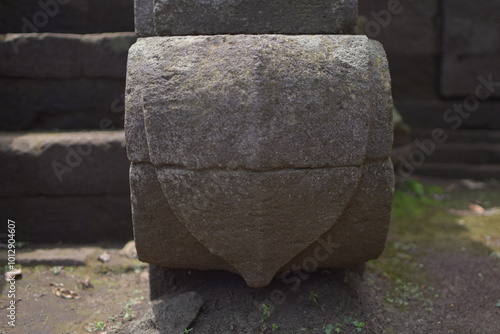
[52,287,80,299]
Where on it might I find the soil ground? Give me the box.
[1,176,499,334]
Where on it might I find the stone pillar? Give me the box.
[126,0,394,289]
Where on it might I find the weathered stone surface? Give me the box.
[0,195,132,243]
[135,0,155,37]
[282,161,394,271]
[17,247,98,266]
[127,292,203,334]
[159,167,361,287]
[0,131,129,197]
[127,35,392,167]
[0,78,125,130]
[126,35,394,287]
[130,163,232,271]
[136,0,357,36]
[0,33,136,79]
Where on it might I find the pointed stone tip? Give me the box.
[242,272,276,288]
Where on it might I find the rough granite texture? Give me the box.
[127,292,203,334]
[125,35,394,287]
[134,0,357,36]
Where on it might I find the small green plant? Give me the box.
[123,297,144,319]
[271,323,279,331]
[96,321,105,330]
[403,179,425,197]
[262,303,271,321]
[183,328,193,333]
[325,323,343,334]
[353,321,365,332]
[308,290,320,307]
[124,305,133,319]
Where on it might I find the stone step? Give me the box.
[414,163,500,180]
[0,77,125,131]
[0,131,132,243]
[0,0,134,34]
[0,33,136,79]
[0,131,129,197]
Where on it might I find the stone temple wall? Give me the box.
[360,0,500,130]
[360,0,500,179]
[0,0,136,243]
[1,0,499,243]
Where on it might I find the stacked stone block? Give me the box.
[0,0,136,243]
[0,33,136,130]
[127,0,394,287]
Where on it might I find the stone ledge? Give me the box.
[0,131,129,197]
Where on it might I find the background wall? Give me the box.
[360,0,500,130]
